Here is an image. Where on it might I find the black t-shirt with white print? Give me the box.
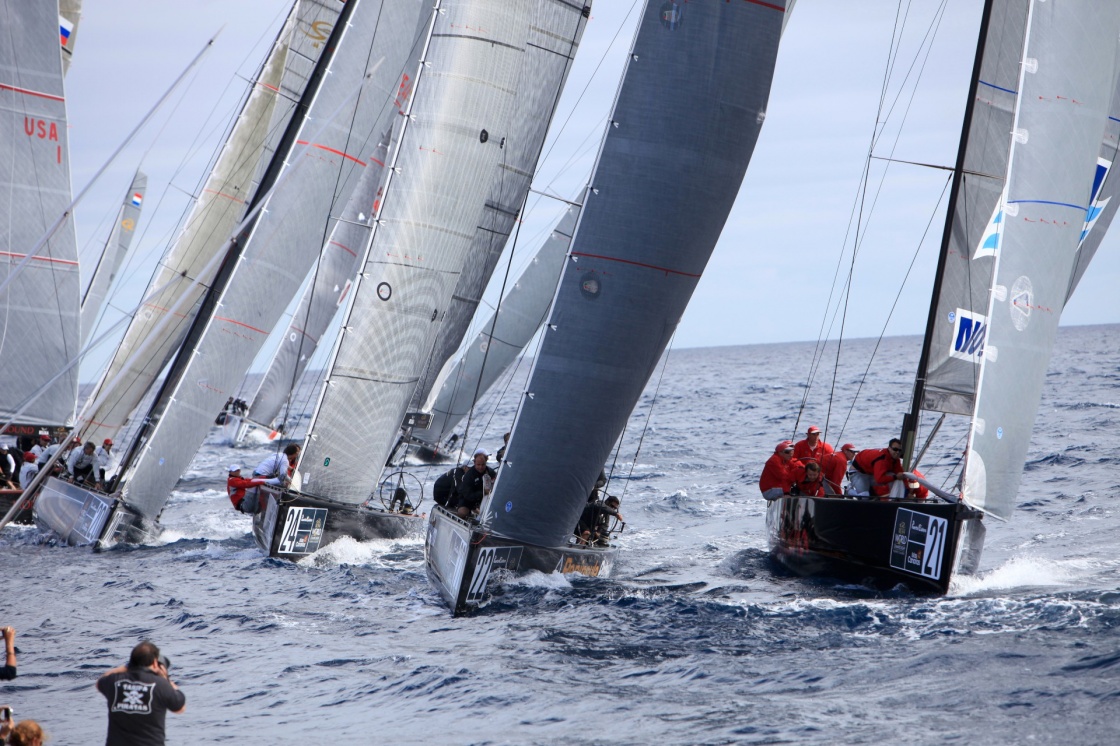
[97,666,185,745]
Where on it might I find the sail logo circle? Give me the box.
[1009,275,1033,331]
[505,501,512,513]
[580,273,601,300]
[660,2,683,30]
[377,282,392,301]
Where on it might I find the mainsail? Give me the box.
[412,205,579,448]
[963,3,1120,518]
[246,127,393,433]
[409,6,589,413]
[80,169,146,346]
[483,0,788,549]
[0,0,81,426]
[115,0,430,521]
[297,0,589,504]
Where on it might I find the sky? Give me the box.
[62,0,1120,383]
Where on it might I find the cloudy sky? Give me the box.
[63,0,1118,382]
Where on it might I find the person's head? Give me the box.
[102,438,113,450]
[502,432,510,444]
[804,461,821,480]
[605,496,620,509]
[283,443,300,463]
[806,426,821,444]
[129,640,160,669]
[8,720,45,746]
[22,452,35,463]
[228,464,242,477]
[775,440,794,461]
[473,448,488,470]
[83,442,96,454]
[887,438,902,458]
[39,433,50,443]
[841,443,857,461]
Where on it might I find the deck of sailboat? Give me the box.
[765,494,983,594]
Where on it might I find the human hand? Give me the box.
[0,627,13,644]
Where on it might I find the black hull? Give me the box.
[32,477,158,547]
[424,505,617,614]
[766,495,984,594]
[253,491,422,559]
[0,489,34,525]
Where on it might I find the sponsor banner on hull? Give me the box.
[277,507,328,555]
[889,508,949,580]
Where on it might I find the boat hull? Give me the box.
[765,495,983,594]
[33,477,159,547]
[424,505,617,614]
[253,490,422,559]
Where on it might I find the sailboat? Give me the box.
[424,0,793,614]
[34,0,427,546]
[766,0,1120,593]
[253,0,591,560]
[0,0,82,520]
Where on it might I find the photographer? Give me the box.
[96,641,185,746]
[0,627,15,680]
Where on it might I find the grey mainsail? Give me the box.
[76,1,310,446]
[246,127,393,433]
[483,0,788,549]
[412,205,579,448]
[0,0,81,426]
[913,0,1030,418]
[80,169,146,347]
[298,0,585,504]
[963,2,1120,519]
[117,0,430,521]
[409,5,589,412]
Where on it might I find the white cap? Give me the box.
[228,464,241,472]
[473,448,488,457]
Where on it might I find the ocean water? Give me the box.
[2,325,1118,745]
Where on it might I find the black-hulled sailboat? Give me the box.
[254,0,591,559]
[425,0,792,614]
[767,0,1120,592]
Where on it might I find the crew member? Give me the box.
[791,460,825,497]
[495,432,510,463]
[18,453,38,490]
[68,441,98,486]
[96,641,185,746]
[905,469,930,500]
[793,426,834,464]
[576,494,623,546]
[822,443,857,495]
[852,438,904,497]
[432,462,469,508]
[759,440,800,499]
[0,445,14,488]
[29,433,51,460]
[0,626,16,680]
[226,465,271,513]
[455,449,495,519]
[246,444,299,514]
[95,438,118,491]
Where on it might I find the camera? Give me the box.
[158,654,171,671]
[0,706,12,722]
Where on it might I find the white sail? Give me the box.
[117,0,430,521]
[75,3,307,446]
[246,127,394,432]
[80,169,146,347]
[298,0,587,505]
[963,2,1120,519]
[0,0,81,427]
[413,205,579,447]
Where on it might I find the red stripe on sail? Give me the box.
[0,251,78,266]
[570,252,701,278]
[295,140,366,166]
[0,82,64,102]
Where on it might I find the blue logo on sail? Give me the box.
[1079,157,1112,245]
[660,2,683,30]
[949,308,986,363]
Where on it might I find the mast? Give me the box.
[114,0,360,484]
[900,0,996,470]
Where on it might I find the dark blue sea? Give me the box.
[3,325,1118,745]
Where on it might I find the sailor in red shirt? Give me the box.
[759,440,800,499]
[792,425,833,465]
[227,464,271,512]
[792,460,825,497]
[821,443,857,495]
[905,469,930,499]
[852,439,904,497]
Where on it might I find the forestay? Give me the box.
[299,0,563,504]
[410,4,589,412]
[75,2,308,446]
[248,127,393,431]
[0,0,80,426]
[964,2,1120,519]
[484,0,788,549]
[80,169,146,347]
[118,0,430,521]
[413,205,579,447]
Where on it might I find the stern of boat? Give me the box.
[257,490,422,560]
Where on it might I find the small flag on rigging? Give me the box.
[130,192,143,208]
[59,17,74,48]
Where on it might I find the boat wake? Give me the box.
[950,554,1098,594]
[296,535,423,569]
